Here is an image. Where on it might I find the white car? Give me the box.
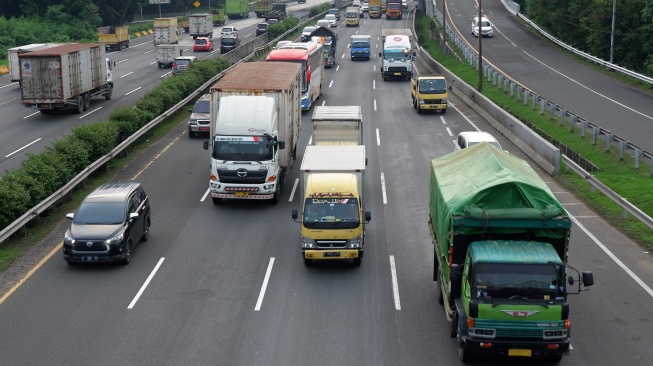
[472,16,494,37]
[454,131,503,151]
[220,26,238,37]
[361,3,369,12]
[324,14,338,28]
[316,19,330,29]
[301,26,316,41]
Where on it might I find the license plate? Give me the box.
[235,192,249,197]
[82,256,98,262]
[508,349,532,357]
[199,127,209,131]
[394,72,402,76]
[324,252,340,257]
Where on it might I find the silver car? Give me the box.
[172,56,198,75]
[188,94,211,138]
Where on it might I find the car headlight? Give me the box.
[189,119,197,125]
[301,237,316,249]
[105,232,124,246]
[64,232,75,245]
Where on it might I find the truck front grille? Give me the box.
[424,99,443,104]
[218,170,267,184]
[316,240,348,248]
[388,67,407,72]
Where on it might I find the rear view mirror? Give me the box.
[203,141,209,150]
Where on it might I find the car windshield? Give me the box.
[303,27,316,34]
[193,100,210,113]
[326,15,335,20]
[303,198,360,229]
[222,38,236,45]
[212,135,274,161]
[195,39,207,45]
[258,24,267,30]
[74,202,125,225]
[175,59,191,65]
[222,27,233,33]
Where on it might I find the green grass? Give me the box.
[0,109,190,272]
[416,13,653,249]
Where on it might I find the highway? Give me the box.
[1,2,653,365]
[0,1,315,174]
[442,0,653,154]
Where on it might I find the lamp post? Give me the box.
[442,0,446,57]
[477,0,483,92]
[610,0,616,64]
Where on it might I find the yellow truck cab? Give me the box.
[345,7,360,27]
[411,75,449,114]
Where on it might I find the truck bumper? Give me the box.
[418,103,447,111]
[464,338,570,359]
[210,183,277,200]
[303,249,362,260]
[382,71,412,78]
[351,53,370,60]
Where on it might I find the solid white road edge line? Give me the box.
[79,107,102,119]
[128,257,165,309]
[125,87,142,96]
[201,187,210,202]
[255,257,275,311]
[390,255,401,310]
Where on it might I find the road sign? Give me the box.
[194,1,201,7]
[149,0,171,4]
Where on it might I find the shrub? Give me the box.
[70,121,118,161]
[48,137,90,174]
[19,153,61,203]
[0,178,31,229]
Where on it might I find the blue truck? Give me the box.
[350,34,371,60]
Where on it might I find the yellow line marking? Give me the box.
[0,242,63,305]
[131,132,184,180]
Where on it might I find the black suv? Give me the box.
[63,182,151,265]
[256,23,268,37]
[327,8,340,20]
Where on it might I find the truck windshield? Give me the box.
[303,198,360,229]
[383,51,411,61]
[346,12,357,18]
[352,41,370,48]
[212,135,273,161]
[322,44,332,53]
[473,263,564,300]
[388,4,400,9]
[419,79,447,94]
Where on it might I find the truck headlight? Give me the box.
[468,327,496,339]
[418,100,425,105]
[543,329,568,340]
[301,237,316,249]
[348,235,363,248]
[442,98,448,103]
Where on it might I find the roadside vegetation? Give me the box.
[415,12,653,249]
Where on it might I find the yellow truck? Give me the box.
[411,75,449,114]
[345,7,360,27]
[369,0,382,18]
[97,26,130,51]
[291,106,370,266]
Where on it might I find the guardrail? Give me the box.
[0,9,331,245]
[427,6,653,176]
[562,155,653,230]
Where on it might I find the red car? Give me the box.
[193,37,214,52]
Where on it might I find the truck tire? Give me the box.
[82,93,90,111]
[417,107,422,114]
[304,258,313,266]
[212,197,222,205]
[158,63,162,68]
[75,96,83,114]
[457,323,474,362]
[353,257,361,266]
[433,251,439,281]
[105,85,113,100]
[438,283,444,305]
[39,109,52,115]
[442,108,447,114]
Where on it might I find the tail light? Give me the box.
[172,63,177,68]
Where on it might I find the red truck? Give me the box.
[386,0,402,19]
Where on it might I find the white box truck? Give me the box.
[310,105,363,146]
[19,43,114,114]
[203,62,302,204]
[155,44,181,68]
[291,145,371,266]
[189,13,214,39]
[153,17,179,45]
[8,43,64,83]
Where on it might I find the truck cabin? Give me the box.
[302,197,361,229]
[351,37,370,50]
[417,78,447,94]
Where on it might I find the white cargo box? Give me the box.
[301,145,366,172]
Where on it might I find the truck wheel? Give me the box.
[82,93,90,111]
[212,197,222,205]
[441,108,447,114]
[105,86,113,100]
[158,63,162,68]
[457,324,474,362]
[304,258,313,266]
[270,189,280,204]
[437,283,444,305]
[39,109,52,115]
[451,314,458,338]
[353,257,361,266]
[75,96,83,114]
[412,99,416,109]
[417,107,422,114]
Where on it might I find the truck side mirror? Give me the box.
[364,211,371,222]
[582,271,594,287]
[278,141,286,149]
[291,209,298,220]
[365,158,368,166]
[188,109,193,113]
[378,52,382,57]
[448,85,452,91]
[450,264,460,281]
[411,56,415,61]
[203,141,209,150]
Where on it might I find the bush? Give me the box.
[19,154,61,203]
[48,137,90,174]
[2,169,46,209]
[0,178,31,229]
[70,122,118,161]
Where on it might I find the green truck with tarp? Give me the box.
[226,0,250,18]
[429,142,594,363]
